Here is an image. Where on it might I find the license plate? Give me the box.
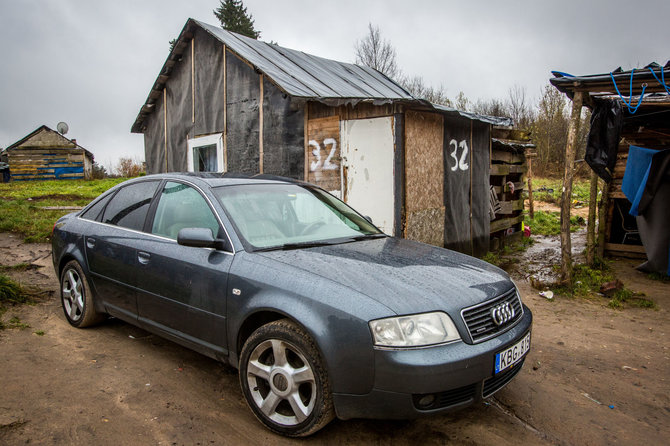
[495,332,531,374]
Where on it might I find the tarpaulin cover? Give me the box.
[636,182,670,276]
[622,146,658,216]
[261,77,304,178]
[194,28,226,138]
[225,50,260,173]
[144,92,165,175]
[166,36,193,172]
[443,116,490,256]
[622,146,670,275]
[585,99,622,182]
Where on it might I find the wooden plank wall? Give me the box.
[9,149,86,181]
[489,141,527,248]
[404,110,445,246]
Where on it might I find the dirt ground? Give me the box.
[1,232,668,445]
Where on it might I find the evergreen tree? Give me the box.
[213,0,260,39]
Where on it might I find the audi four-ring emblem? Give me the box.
[490,302,515,326]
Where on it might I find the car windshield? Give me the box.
[213,183,384,250]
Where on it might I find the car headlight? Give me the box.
[369,312,461,348]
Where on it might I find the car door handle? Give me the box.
[138,251,151,265]
[86,238,96,249]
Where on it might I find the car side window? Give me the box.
[80,193,113,222]
[151,182,221,241]
[101,181,159,231]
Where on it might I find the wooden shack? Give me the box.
[132,19,512,256]
[551,63,670,264]
[5,125,94,181]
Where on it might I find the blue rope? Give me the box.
[648,66,670,95]
[610,68,646,114]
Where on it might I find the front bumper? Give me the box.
[333,305,532,420]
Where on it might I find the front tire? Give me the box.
[239,319,334,437]
[60,260,105,328]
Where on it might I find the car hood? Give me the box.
[255,237,513,316]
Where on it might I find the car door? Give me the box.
[84,180,161,320]
[133,181,233,356]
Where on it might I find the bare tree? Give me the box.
[398,74,452,106]
[454,91,470,111]
[531,85,568,174]
[354,23,398,79]
[471,98,508,117]
[506,84,534,129]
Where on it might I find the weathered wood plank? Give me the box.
[490,164,527,176]
[490,215,523,233]
[491,151,524,164]
[498,198,524,215]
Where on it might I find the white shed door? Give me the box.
[341,117,395,234]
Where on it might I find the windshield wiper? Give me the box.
[255,240,341,252]
[349,233,387,241]
[254,234,386,252]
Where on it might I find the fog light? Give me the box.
[417,394,436,408]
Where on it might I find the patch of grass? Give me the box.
[524,210,585,236]
[7,316,30,329]
[550,263,656,310]
[531,178,591,205]
[0,263,33,272]
[608,288,656,309]
[481,237,534,271]
[34,330,45,336]
[0,274,31,329]
[0,178,125,243]
[646,272,670,282]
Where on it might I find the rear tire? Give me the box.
[60,260,105,328]
[239,319,334,437]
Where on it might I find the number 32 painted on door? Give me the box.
[449,139,469,172]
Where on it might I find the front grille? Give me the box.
[461,288,523,343]
[482,358,525,398]
[413,383,477,411]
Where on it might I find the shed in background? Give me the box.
[5,125,94,181]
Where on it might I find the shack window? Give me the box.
[187,134,224,173]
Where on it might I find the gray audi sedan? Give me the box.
[52,173,532,437]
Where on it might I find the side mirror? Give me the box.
[177,228,232,251]
[364,216,373,224]
[177,228,216,248]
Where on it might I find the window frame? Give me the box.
[144,179,235,253]
[187,133,225,173]
[98,180,161,232]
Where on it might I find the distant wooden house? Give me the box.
[131,19,515,256]
[5,125,94,181]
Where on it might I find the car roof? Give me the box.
[129,172,310,188]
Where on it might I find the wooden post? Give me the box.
[560,91,583,285]
[597,178,611,260]
[223,45,227,172]
[586,169,598,265]
[526,148,535,219]
[163,88,168,173]
[259,74,264,174]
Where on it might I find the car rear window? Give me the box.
[101,181,160,231]
[80,193,113,222]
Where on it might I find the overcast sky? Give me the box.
[1,0,667,171]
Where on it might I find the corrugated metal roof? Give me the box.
[550,61,670,96]
[431,104,513,126]
[195,20,413,100]
[132,19,510,132]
